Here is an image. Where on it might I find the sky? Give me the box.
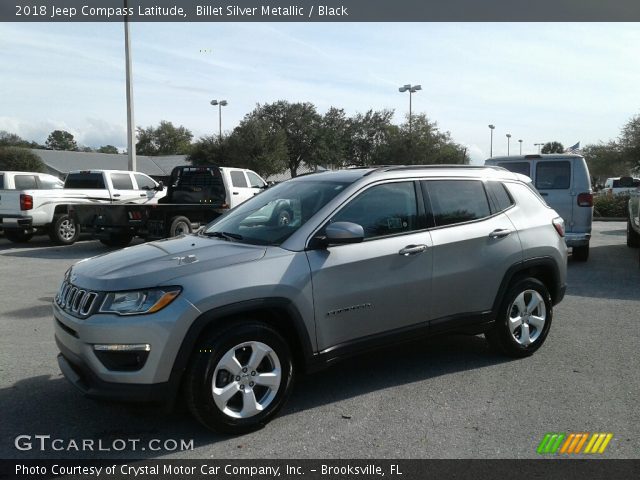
[1,22,640,164]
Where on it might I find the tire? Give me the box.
[48,215,80,245]
[168,216,192,237]
[572,245,589,261]
[4,229,34,243]
[485,278,553,358]
[99,233,134,248]
[184,322,295,434]
[627,218,640,248]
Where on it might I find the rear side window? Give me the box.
[14,175,38,189]
[490,182,515,212]
[110,173,134,190]
[65,173,106,189]
[536,161,571,190]
[426,180,491,227]
[230,171,248,188]
[0,174,4,189]
[498,162,530,177]
[134,173,156,190]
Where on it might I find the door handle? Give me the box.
[232,192,239,195]
[489,228,512,239]
[399,244,427,256]
[113,194,120,198]
[139,193,147,197]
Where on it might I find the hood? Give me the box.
[70,235,267,291]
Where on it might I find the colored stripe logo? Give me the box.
[537,433,613,454]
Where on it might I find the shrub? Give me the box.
[593,193,630,218]
[0,147,46,172]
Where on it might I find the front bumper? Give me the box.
[564,232,590,247]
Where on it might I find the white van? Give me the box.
[485,154,593,261]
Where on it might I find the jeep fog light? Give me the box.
[93,344,151,371]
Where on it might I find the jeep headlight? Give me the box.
[99,287,181,315]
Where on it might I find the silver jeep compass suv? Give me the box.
[53,166,568,433]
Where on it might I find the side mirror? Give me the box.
[155,181,165,191]
[325,222,364,245]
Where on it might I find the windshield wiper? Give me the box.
[202,231,244,241]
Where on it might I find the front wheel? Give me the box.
[168,216,192,237]
[48,215,79,245]
[184,322,294,434]
[485,278,553,358]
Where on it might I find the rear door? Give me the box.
[424,179,522,329]
[533,159,573,230]
[227,169,254,206]
[109,172,139,203]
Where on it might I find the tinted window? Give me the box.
[134,173,156,190]
[65,173,106,189]
[247,171,265,188]
[330,182,418,239]
[426,180,491,227]
[230,171,248,188]
[498,162,530,176]
[110,173,134,190]
[14,175,38,189]
[536,161,571,190]
[0,174,4,189]
[38,176,64,189]
[491,182,515,212]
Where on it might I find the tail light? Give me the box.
[577,192,593,207]
[20,194,33,211]
[552,217,565,237]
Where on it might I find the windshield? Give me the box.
[203,179,349,245]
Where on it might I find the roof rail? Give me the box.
[363,164,506,176]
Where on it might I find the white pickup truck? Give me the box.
[0,170,165,245]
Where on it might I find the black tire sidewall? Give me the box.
[169,216,191,237]
[50,215,79,245]
[492,278,553,357]
[186,323,294,434]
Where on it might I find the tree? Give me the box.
[136,120,193,156]
[0,131,44,149]
[347,109,395,166]
[319,107,351,169]
[619,114,640,172]
[582,142,629,184]
[97,145,119,154]
[188,135,232,167]
[541,141,564,154]
[0,147,46,172]
[45,130,78,151]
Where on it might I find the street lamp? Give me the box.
[398,84,422,134]
[518,139,523,155]
[210,99,228,138]
[488,124,495,158]
[534,142,544,153]
[124,0,136,171]
[506,133,512,155]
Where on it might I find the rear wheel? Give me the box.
[485,277,553,357]
[572,245,589,261]
[4,229,34,243]
[184,322,294,434]
[99,233,134,248]
[627,218,640,248]
[168,216,192,237]
[48,215,79,245]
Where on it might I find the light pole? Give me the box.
[210,99,228,138]
[518,139,523,155]
[124,0,136,171]
[506,133,512,155]
[488,124,495,158]
[534,142,543,153]
[398,84,422,134]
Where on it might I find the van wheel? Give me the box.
[49,215,80,245]
[485,278,553,358]
[169,216,192,237]
[99,233,134,248]
[4,229,34,243]
[627,219,640,248]
[572,245,589,261]
[184,322,294,434]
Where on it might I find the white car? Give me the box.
[603,176,640,196]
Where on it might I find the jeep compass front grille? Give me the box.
[55,280,100,318]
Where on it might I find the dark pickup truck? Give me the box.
[70,166,231,247]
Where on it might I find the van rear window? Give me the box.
[498,162,530,177]
[536,161,571,190]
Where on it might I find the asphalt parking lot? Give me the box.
[0,222,638,459]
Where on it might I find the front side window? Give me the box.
[247,171,266,188]
[110,173,134,190]
[536,161,571,190]
[38,176,64,189]
[134,173,156,190]
[204,180,349,245]
[426,180,491,227]
[230,171,248,188]
[329,182,418,239]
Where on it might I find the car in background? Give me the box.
[485,154,593,261]
[603,176,640,196]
